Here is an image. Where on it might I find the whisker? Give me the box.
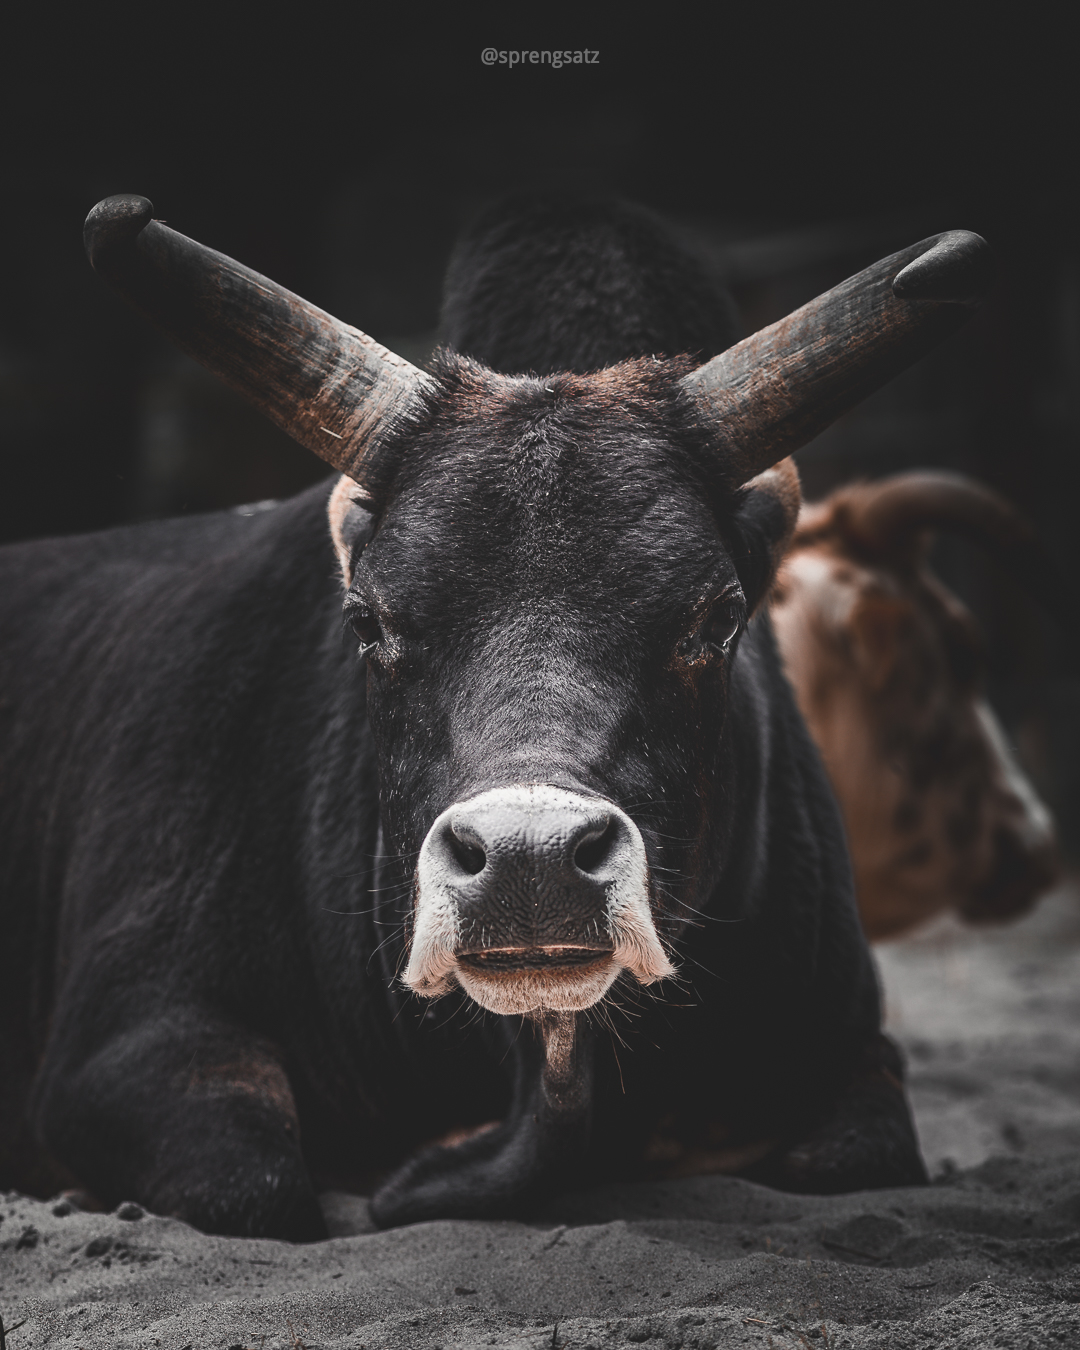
[365,925,407,974]
[672,949,725,983]
[322,846,421,878]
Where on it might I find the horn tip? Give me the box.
[892,229,994,305]
[84,194,155,266]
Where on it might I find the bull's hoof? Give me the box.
[370,1103,588,1228]
[373,1016,595,1228]
[136,1138,328,1241]
[169,1179,328,1241]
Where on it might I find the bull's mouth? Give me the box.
[457,945,615,972]
[453,948,620,1015]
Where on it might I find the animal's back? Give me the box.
[0,488,341,836]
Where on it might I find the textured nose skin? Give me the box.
[404,785,674,1009]
[442,795,621,951]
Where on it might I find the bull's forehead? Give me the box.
[362,367,734,626]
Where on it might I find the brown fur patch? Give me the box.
[181,1056,299,1131]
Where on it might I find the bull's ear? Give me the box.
[726,457,801,615]
[328,475,379,586]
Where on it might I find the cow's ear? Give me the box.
[328,475,378,586]
[726,457,801,615]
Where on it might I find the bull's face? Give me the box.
[334,358,763,1015]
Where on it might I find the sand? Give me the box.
[4,883,1079,1349]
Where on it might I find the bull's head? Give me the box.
[770,472,1059,939]
[84,196,991,1216]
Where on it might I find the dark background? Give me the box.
[2,11,1077,853]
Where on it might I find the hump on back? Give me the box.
[441,196,739,375]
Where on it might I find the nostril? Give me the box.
[449,829,486,876]
[575,818,617,874]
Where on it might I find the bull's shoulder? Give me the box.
[716,612,880,1034]
[730,610,849,824]
[726,612,866,920]
[0,477,362,926]
[727,608,814,749]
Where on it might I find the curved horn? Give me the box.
[681,231,993,483]
[836,471,1033,558]
[84,195,428,488]
[808,471,1077,657]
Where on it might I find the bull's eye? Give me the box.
[703,607,741,653]
[348,609,382,657]
[678,602,742,663]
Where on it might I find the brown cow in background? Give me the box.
[770,471,1059,941]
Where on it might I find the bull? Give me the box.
[770,472,1059,940]
[0,195,993,1239]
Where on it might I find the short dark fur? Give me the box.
[442,196,739,375]
[0,198,924,1239]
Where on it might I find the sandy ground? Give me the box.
[3,883,1079,1350]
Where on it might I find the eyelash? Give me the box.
[345,606,382,658]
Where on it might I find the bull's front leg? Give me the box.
[370,1012,594,1227]
[32,1006,326,1240]
[755,1033,929,1194]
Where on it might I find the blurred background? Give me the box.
[1,7,1076,856]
